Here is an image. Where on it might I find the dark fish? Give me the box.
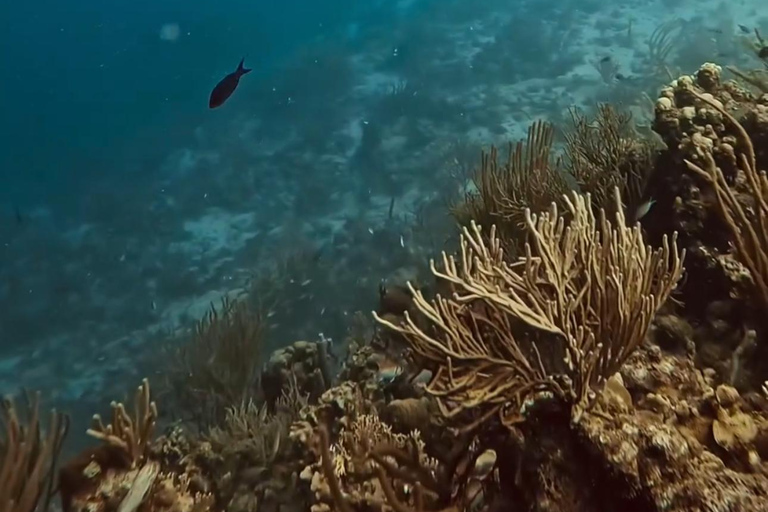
[600,56,611,63]
[208,58,251,109]
[738,24,750,34]
[615,73,626,81]
[759,46,768,59]
[14,205,22,225]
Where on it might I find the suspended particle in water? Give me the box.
[159,23,181,42]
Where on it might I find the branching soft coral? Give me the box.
[377,189,685,430]
[564,104,655,220]
[452,120,570,256]
[86,378,157,468]
[207,376,306,465]
[166,297,264,428]
[0,393,68,512]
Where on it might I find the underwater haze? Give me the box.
[3,0,768,508]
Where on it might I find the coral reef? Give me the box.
[261,339,334,408]
[647,61,768,388]
[198,388,308,512]
[18,58,768,512]
[454,108,660,259]
[379,190,683,429]
[59,380,215,512]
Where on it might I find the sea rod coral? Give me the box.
[0,393,69,512]
[376,188,685,430]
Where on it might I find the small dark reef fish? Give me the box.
[209,58,251,109]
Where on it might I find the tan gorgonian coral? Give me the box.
[87,378,157,468]
[377,189,685,430]
[452,120,570,256]
[167,296,264,427]
[564,104,655,220]
[207,376,306,464]
[684,90,768,314]
[646,19,682,79]
[208,400,281,459]
[0,393,69,512]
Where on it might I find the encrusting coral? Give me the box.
[261,339,334,408]
[684,90,768,315]
[647,61,768,388]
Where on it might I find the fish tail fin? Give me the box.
[237,58,252,75]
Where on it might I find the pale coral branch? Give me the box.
[375,188,684,428]
[87,378,158,468]
[0,393,69,512]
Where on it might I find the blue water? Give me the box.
[0,0,406,210]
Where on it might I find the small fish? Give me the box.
[634,198,656,222]
[13,205,22,225]
[600,56,612,63]
[399,235,405,248]
[470,449,498,480]
[614,73,626,81]
[377,357,403,383]
[759,46,768,59]
[209,58,251,109]
[738,24,750,34]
